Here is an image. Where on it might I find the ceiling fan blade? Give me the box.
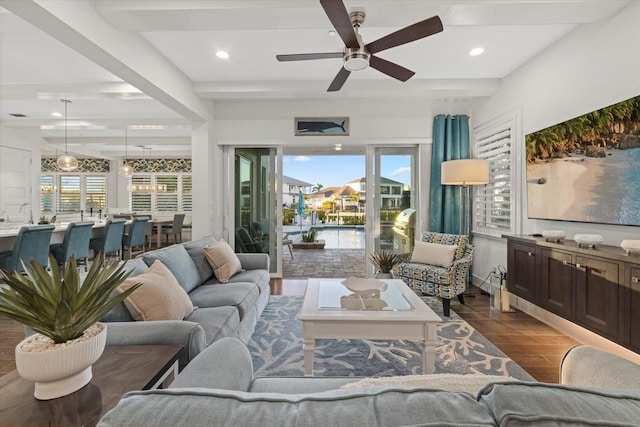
[320,0,359,49]
[276,52,343,62]
[369,56,415,82]
[327,67,351,92]
[365,15,443,54]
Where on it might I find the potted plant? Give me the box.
[0,255,140,400]
[369,250,401,279]
[301,228,317,243]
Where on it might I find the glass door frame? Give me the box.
[365,144,425,277]
[223,144,284,278]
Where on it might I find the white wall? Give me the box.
[472,2,640,280]
[0,126,43,222]
[470,2,640,359]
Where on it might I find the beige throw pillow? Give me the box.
[203,240,243,283]
[118,260,195,321]
[411,240,457,267]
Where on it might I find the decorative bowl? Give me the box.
[621,240,640,256]
[341,277,387,295]
[541,230,566,242]
[574,234,604,248]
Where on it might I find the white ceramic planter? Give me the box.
[15,322,107,400]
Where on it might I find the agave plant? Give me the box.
[0,255,141,344]
[301,228,317,243]
[369,250,401,273]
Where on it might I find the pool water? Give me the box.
[315,227,365,249]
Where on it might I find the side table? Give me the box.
[0,344,183,427]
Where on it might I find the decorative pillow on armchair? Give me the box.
[411,240,457,267]
[117,260,196,321]
[203,240,243,283]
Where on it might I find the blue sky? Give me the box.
[283,155,411,188]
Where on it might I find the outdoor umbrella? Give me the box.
[297,190,306,232]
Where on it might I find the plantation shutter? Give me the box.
[475,121,513,232]
[40,175,54,213]
[131,175,152,212]
[182,175,192,212]
[156,175,178,212]
[85,175,107,211]
[57,175,81,213]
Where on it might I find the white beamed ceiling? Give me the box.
[0,0,632,157]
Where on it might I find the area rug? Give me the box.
[247,295,534,381]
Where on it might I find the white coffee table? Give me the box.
[298,278,442,376]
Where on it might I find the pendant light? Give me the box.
[119,127,133,177]
[56,99,79,171]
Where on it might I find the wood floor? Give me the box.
[0,280,580,383]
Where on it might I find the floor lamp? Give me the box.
[441,159,490,296]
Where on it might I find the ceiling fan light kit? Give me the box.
[276,0,443,92]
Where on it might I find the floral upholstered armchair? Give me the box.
[392,232,473,317]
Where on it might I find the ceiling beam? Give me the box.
[1,0,212,123]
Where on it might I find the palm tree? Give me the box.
[312,183,324,193]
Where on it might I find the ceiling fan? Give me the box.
[276,0,443,92]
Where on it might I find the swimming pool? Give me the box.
[290,226,365,249]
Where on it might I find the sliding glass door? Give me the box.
[233,147,282,275]
[366,146,417,276]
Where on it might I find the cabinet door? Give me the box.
[538,248,573,318]
[630,266,640,352]
[507,242,536,302]
[574,255,620,340]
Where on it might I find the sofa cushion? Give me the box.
[142,244,201,293]
[99,388,496,427]
[341,374,515,395]
[203,240,243,283]
[183,236,218,283]
[185,306,240,346]
[411,240,457,267]
[118,260,196,321]
[478,382,640,426]
[204,269,270,293]
[122,257,150,277]
[188,282,259,321]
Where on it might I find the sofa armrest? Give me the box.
[105,321,207,370]
[236,253,270,271]
[560,344,640,390]
[169,337,253,391]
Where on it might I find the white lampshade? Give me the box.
[441,159,489,185]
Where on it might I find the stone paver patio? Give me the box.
[282,248,366,278]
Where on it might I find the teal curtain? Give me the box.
[429,114,470,234]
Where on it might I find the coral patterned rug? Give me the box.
[247,295,534,380]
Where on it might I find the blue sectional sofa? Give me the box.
[98,340,640,426]
[101,236,270,369]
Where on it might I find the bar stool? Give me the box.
[0,224,55,273]
[90,219,126,262]
[50,221,94,271]
[122,216,150,260]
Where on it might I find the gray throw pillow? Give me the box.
[183,236,218,283]
[142,244,201,293]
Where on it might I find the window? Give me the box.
[58,175,81,213]
[474,118,513,233]
[85,176,107,211]
[130,174,192,213]
[40,174,109,214]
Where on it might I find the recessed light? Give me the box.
[51,112,62,117]
[469,47,484,56]
[216,51,229,59]
[328,30,336,36]
[335,144,342,151]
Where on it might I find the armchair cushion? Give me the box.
[411,241,457,267]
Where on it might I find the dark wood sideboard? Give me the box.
[504,235,640,353]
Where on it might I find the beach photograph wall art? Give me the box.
[526,95,640,226]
